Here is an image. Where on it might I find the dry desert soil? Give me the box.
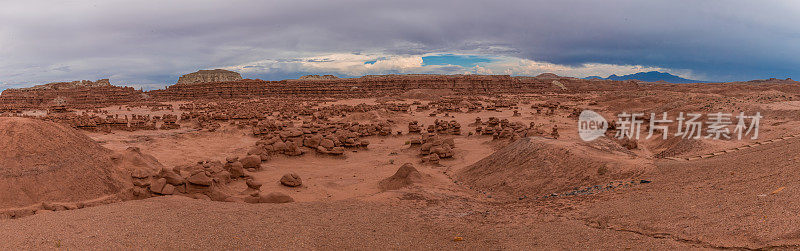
[2,75,800,249]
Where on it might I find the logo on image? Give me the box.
[578,110,608,142]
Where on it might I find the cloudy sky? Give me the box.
[1,0,798,90]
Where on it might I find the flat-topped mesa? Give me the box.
[19,79,112,90]
[177,69,242,85]
[0,79,144,112]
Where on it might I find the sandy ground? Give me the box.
[4,134,793,249]
[4,92,800,249]
[0,192,694,250]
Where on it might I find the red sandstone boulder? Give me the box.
[280,173,302,187]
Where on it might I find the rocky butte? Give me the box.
[177,69,243,85]
[0,79,145,112]
[21,79,114,90]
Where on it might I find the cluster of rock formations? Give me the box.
[414,134,456,164]
[474,116,550,140]
[41,113,180,132]
[1,79,581,149]
[0,72,588,219]
[130,152,296,204]
[249,119,380,158]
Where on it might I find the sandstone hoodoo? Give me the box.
[242,179,262,195]
[240,155,262,170]
[177,69,243,85]
[280,173,302,187]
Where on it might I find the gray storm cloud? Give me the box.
[1,0,798,90]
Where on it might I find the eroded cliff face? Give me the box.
[151,74,561,100]
[177,69,242,85]
[0,73,596,111]
[0,79,145,112]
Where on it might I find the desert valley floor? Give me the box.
[2,74,800,249]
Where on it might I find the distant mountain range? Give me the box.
[585,71,706,83]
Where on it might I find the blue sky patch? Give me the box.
[422,54,492,67]
[364,57,387,65]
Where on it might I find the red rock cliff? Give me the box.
[0,79,145,112]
